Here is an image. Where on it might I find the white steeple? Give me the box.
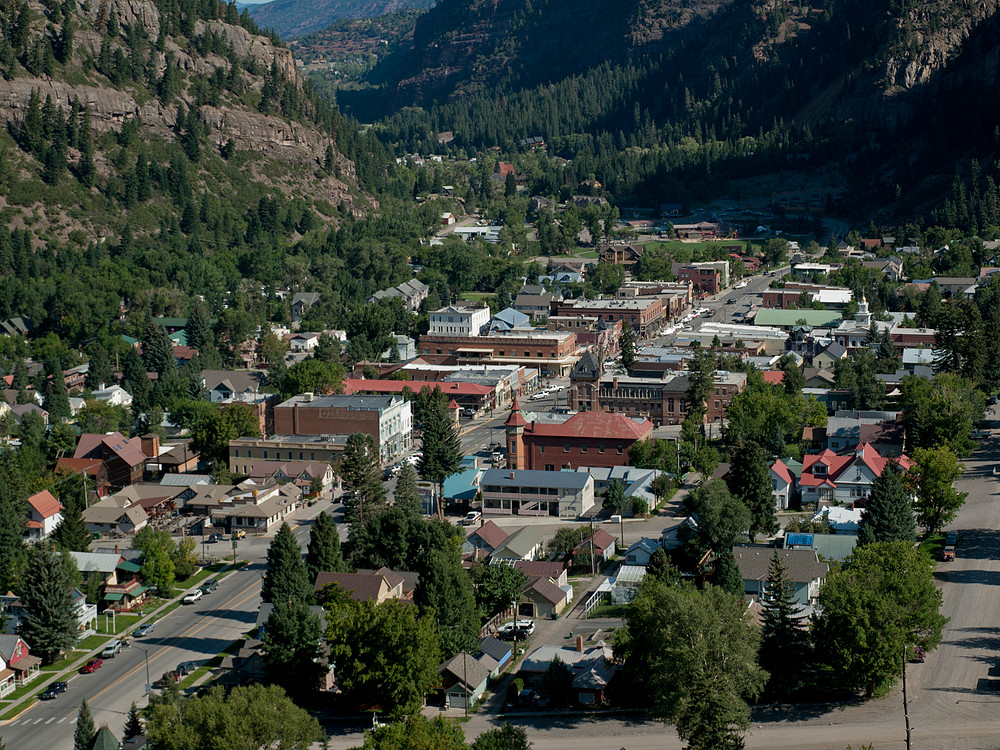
[855,294,872,328]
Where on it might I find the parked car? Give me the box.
[81,658,103,674]
[182,589,204,604]
[199,579,218,595]
[101,641,122,659]
[942,546,956,562]
[496,620,535,640]
[463,511,482,526]
[463,407,477,417]
[155,671,181,688]
[176,661,197,676]
[40,682,67,700]
[944,530,959,546]
[232,529,246,540]
[134,623,155,637]
[207,533,222,543]
[972,429,990,439]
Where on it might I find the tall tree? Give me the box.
[339,433,386,523]
[74,699,96,750]
[684,348,716,445]
[0,495,27,594]
[142,319,174,375]
[814,541,946,699]
[615,581,767,750]
[19,544,79,663]
[392,463,423,517]
[186,304,211,352]
[909,446,967,536]
[416,547,480,658]
[85,345,113,390]
[680,479,750,561]
[132,526,176,595]
[470,561,527,619]
[418,399,462,520]
[778,354,805,395]
[856,461,916,546]
[758,550,806,698]
[305,511,345,584]
[262,522,312,605]
[122,702,143,741]
[728,441,777,539]
[261,599,324,699]
[712,552,744,597]
[52,484,92,552]
[619,323,636,371]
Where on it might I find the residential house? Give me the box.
[312,571,404,604]
[92,384,134,407]
[478,636,512,675]
[219,638,268,687]
[519,575,571,619]
[384,334,417,362]
[513,287,559,322]
[355,568,420,601]
[202,370,267,404]
[811,506,863,534]
[480,469,595,518]
[733,545,829,607]
[770,459,796,511]
[68,551,124,587]
[24,490,63,542]
[813,342,848,370]
[102,558,150,611]
[490,526,546,562]
[73,432,149,492]
[489,308,532,334]
[783,532,858,562]
[248,461,335,495]
[800,443,911,507]
[572,528,617,565]
[600,244,644,270]
[439,652,497,710]
[81,498,149,535]
[462,521,509,557]
[0,647,14,696]
[513,560,568,587]
[54,457,109,498]
[291,292,322,324]
[520,641,618,705]
[623,538,661,566]
[0,635,41,687]
[368,280,430,312]
[10,403,48,425]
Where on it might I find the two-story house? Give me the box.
[800,443,911,508]
[24,490,63,542]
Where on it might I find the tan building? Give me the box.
[418,330,579,377]
[229,434,350,476]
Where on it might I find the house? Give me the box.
[291,292,322,323]
[439,652,497,709]
[478,636,512,675]
[384,334,417,362]
[572,528,617,564]
[813,342,848,370]
[489,308,532,334]
[219,638,268,687]
[520,641,618,705]
[313,571,404,604]
[480,469,595,518]
[490,526,546,562]
[82,499,149,535]
[355,568,420,601]
[513,560,568,587]
[462,520,510,557]
[520,575,571,619]
[73,432,149,492]
[770,459,796,511]
[733,545,829,606]
[0,635,41,687]
[202,370,267,404]
[783,532,858,562]
[92,384,134,407]
[24,490,63,542]
[10,402,48,425]
[623,538,660,566]
[0,646,14,696]
[368,279,430,313]
[513,288,558,321]
[811,505,863,534]
[248,461,335,495]
[800,443,911,508]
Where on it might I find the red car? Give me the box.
[81,658,103,674]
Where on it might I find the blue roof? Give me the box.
[482,469,591,490]
[786,533,814,547]
[443,468,481,501]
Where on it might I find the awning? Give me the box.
[103,592,124,601]
[117,560,142,573]
[131,585,149,596]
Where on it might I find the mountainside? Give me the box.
[339,0,1000,222]
[247,0,436,39]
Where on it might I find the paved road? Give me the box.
[0,499,335,750]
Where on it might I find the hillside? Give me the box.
[247,0,436,39]
[336,0,1000,223]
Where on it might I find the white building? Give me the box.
[92,384,133,407]
[428,305,492,337]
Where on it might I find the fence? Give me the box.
[582,588,609,619]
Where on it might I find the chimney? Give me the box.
[576,635,585,652]
[509,471,515,479]
[303,392,314,402]
[114,544,119,554]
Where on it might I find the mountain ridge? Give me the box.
[246,0,436,39]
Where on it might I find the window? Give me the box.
[233,449,238,457]
[299,452,304,460]
[564,443,570,452]
[540,446,545,454]
[599,443,605,453]
[581,443,588,453]
[545,464,555,471]
[263,451,268,459]
[288,452,293,460]
[617,445,623,454]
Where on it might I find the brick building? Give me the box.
[504,399,653,472]
[418,330,579,377]
[72,433,149,493]
[228,435,351,475]
[549,298,665,338]
[569,371,746,426]
[272,394,411,463]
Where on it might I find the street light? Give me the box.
[137,646,152,694]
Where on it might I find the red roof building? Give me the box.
[342,378,495,413]
[761,371,785,386]
[505,401,653,471]
[800,443,911,508]
[73,433,150,492]
[25,490,63,541]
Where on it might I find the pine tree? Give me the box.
[86,345,113,390]
[74,699,96,750]
[713,552,744,597]
[23,89,43,156]
[305,511,345,584]
[415,547,480,658]
[43,359,72,420]
[52,492,92,552]
[262,523,312,605]
[393,463,423,517]
[418,400,462,520]
[0,495,27,594]
[142,320,174,375]
[122,702,143,741]
[186,304,210,351]
[340,433,386,523]
[620,323,636,371]
[646,547,679,584]
[759,550,806,698]
[729,441,778,539]
[857,461,916,546]
[20,544,79,663]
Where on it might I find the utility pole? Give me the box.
[589,517,596,577]
[902,646,912,750]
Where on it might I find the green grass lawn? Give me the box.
[179,638,244,690]
[42,649,91,672]
[461,292,496,302]
[78,634,110,651]
[96,613,141,635]
[919,532,946,564]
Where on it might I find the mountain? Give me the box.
[339,0,1000,222]
[247,0,437,39]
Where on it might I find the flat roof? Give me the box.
[482,469,591,490]
[276,394,401,410]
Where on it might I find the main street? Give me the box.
[0,501,335,750]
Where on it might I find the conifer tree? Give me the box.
[729,441,778,539]
[713,552,744,597]
[122,702,143,741]
[415,547,480,658]
[86,344,113,390]
[759,549,806,697]
[340,433,386,523]
[20,544,79,663]
[418,400,462,520]
[620,323,636,371]
[52,492,92,552]
[186,304,211,351]
[393,463,423,517]
[857,461,916,546]
[23,89,43,156]
[0,495,27,594]
[74,699,96,750]
[305,511,345,583]
[262,523,311,605]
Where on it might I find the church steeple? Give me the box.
[505,397,527,470]
[855,294,871,328]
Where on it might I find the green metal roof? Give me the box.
[117,560,142,573]
[753,309,843,328]
[131,585,149,596]
[103,592,124,601]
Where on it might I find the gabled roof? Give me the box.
[478,635,511,664]
[822,342,848,359]
[312,572,392,602]
[439,652,496,690]
[770,459,794,486]
[733,545,828,585]
[249,461,329,481]
[492,526,545,559]
[526,410,653,441]
[68,551,123,574]
[27,490,62,520]
[573,528,616,555]
[571,351,602,381]
[468,520,510,550]
[800,443,910,488]
[522,576,567,606]
[761,370,785,385]
[513,560,565,579]
[625,538,661,556]
[74,432,148,468]
[291,292,322,307]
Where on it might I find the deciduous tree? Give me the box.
[471,561,527,618]
[360,715,468,750]
[908,446,966,536]
[472,724,532,750]
[680,479,750,560]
